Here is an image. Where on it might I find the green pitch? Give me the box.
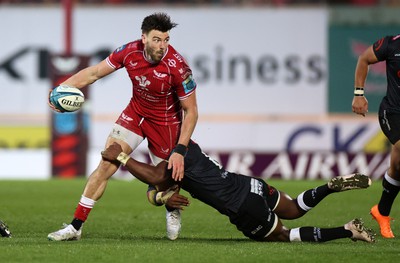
[0,178,399,263]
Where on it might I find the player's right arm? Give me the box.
[60,59,116,88]
[352,45,378,117]
[48,59,116,112]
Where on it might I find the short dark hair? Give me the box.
[141,13,178,34]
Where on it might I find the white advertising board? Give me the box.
[0,6,327,117]
[0,117,387,180]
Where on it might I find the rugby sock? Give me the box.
[290,227,351,242]
[378,172,400,216]
[296,185,334,212]
[72,195,96,230]
[71,218,84,231]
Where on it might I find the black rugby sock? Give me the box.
[378,177,400,216]
[299,227,351,242]
[71,218,84,231]
[296,184,334,211]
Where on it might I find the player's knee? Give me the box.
[263,226,290,242]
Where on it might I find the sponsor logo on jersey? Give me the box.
[153,70,167,79]
[250,178,264,197]
[112,128,121,135]
[128,61,138,68]
[173,53,183,63]
[182,74,196,94]
[167,59,177,68]
[115,44,127,53]
[121,113,133,122]
[161,147,170,155]
[250,225,263,235]
[135,76,151,88]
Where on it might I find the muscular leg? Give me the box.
[274,183,335,220]
[265,216,373,243]
[83,137,133,200]
[69,136,133,230]
[239,183,374,243]
[378,141,400,216]
[274,173,370,220]
[70,123,145,229]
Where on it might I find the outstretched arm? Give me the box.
[61,59,115,88]
[101,142,171,186]
[48,59,116,112]
[101,142,189,209]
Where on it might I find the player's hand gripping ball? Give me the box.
[49,85,85,112]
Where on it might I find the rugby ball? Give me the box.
[50,85,85,112]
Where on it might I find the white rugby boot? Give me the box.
[345,218,375,243]
[47,223,82,241]
[166,209,181,240]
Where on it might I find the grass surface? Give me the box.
[1,178,400,262]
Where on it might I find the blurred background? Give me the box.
[0,0,399,180]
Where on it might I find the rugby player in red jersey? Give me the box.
[48,13,198,241]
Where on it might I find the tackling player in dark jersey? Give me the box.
[101,141,375,243]
[353,35,400,239]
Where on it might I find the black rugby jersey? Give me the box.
[373,35,400,112]
[180,141,251,216]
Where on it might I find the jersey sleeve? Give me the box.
[372,36,391,62]
[171,54,197,100]
[106,44,128,70]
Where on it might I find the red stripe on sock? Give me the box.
[74,203,92,222]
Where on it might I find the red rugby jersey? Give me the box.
[106,40,196,125]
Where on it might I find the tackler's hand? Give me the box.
[164,192,190,210]
[101,142,124,162]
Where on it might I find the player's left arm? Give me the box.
[61,59,116,88]
[169,90,198,181]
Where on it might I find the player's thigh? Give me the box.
[108,123,144,154]
[143,121,181,161]
[261,180,303,219]
[273,191,304,220]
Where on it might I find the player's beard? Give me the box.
[145,46,165,63]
